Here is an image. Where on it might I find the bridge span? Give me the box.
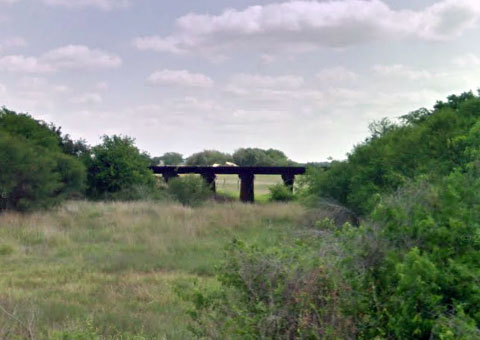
[150,166,306,203]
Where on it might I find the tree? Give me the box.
[186,150,232,166]
[85,135,155,198]
[232,148,293,166]
[152,152,184,166]
[0,109,86,211]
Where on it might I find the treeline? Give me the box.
[152,147,296,167]
[0,107,297,211]
[186,91,480,339]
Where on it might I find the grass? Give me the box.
[0,200,305,339]
[216,174,296,202]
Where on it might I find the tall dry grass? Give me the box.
[0,200,305,339]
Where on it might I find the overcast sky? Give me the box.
[1,0,480,162]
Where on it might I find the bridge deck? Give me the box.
[150,166,306,175]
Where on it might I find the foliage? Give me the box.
[268,183,295,202]
[303,91,480,215]
[167,175,212,206]
[182,232,356,340]
[85,135,156,199]
[185,91,480,339]
[151,152,184,166]
[0,200,303,338]
[186,150,232,166]
[233,147,295,166]
[0,109,86,211]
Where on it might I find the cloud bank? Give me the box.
[134,0,480,56]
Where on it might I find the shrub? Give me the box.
[0,109,86,211]
[85,135,156,199]
[268,183,294,202]
[181,235,357,340]
[302,92,480,215]
[167,175,212,206]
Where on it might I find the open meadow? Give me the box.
[0,200,305,339]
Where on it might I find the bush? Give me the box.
[85,135,156,199]
[167,175,212,206]
[181,234,357,340]
[268,183,294,202]
[0,109,86,211]
[302,92,480,215]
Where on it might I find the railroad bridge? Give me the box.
[150,166,306,203]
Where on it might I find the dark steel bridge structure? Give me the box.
[150,166,306,203]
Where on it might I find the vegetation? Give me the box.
[303,91,480,215]
[0,201,304,339]
[151,152,184,166]
[185,90,480,339]
[0,109,85,211]
[232,148,295,166]
[84,135,156,200]
[167,175,212,206]
[3,90,480,338]
[186,150,232,166]
[185,148,295,166]
[268,183,295,202]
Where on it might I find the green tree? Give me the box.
[232,147,293,166]
[153,152,184,165]
[85,135,155,198]
[303,91,480,215]
[0,109,86,211]
[186,150,232,166]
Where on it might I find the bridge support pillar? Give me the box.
[201,173,216,193]
[163,172,179,183]
[281,174,295,192]
[239,173,255,203]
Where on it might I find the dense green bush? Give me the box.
[85,135,156,199]
[303,91,480,215]
[268,183,295,202]
[167,175,212,206]
[0,109,86,211]
[180,234,356,340]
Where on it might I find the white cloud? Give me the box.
[373,64,433,80]
[452,53,480,67]
[42,0,129,10]
[0,37,27,52]
[71,92,103,105]
[96,82,109,90]
[316,66,357,83]
[0,55,54,73]
[134,0,480,56]
[42,45,122,70]
[0,45,122,73]
[147,69,213,88]
[226,74,304,95]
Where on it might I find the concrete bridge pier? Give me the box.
[201,173,216,193]
[281,174,295,192]
[239,173,255,203]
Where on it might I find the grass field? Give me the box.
[215,174,292,202]
[0,201,305,339]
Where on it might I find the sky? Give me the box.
[1,0,480,162]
